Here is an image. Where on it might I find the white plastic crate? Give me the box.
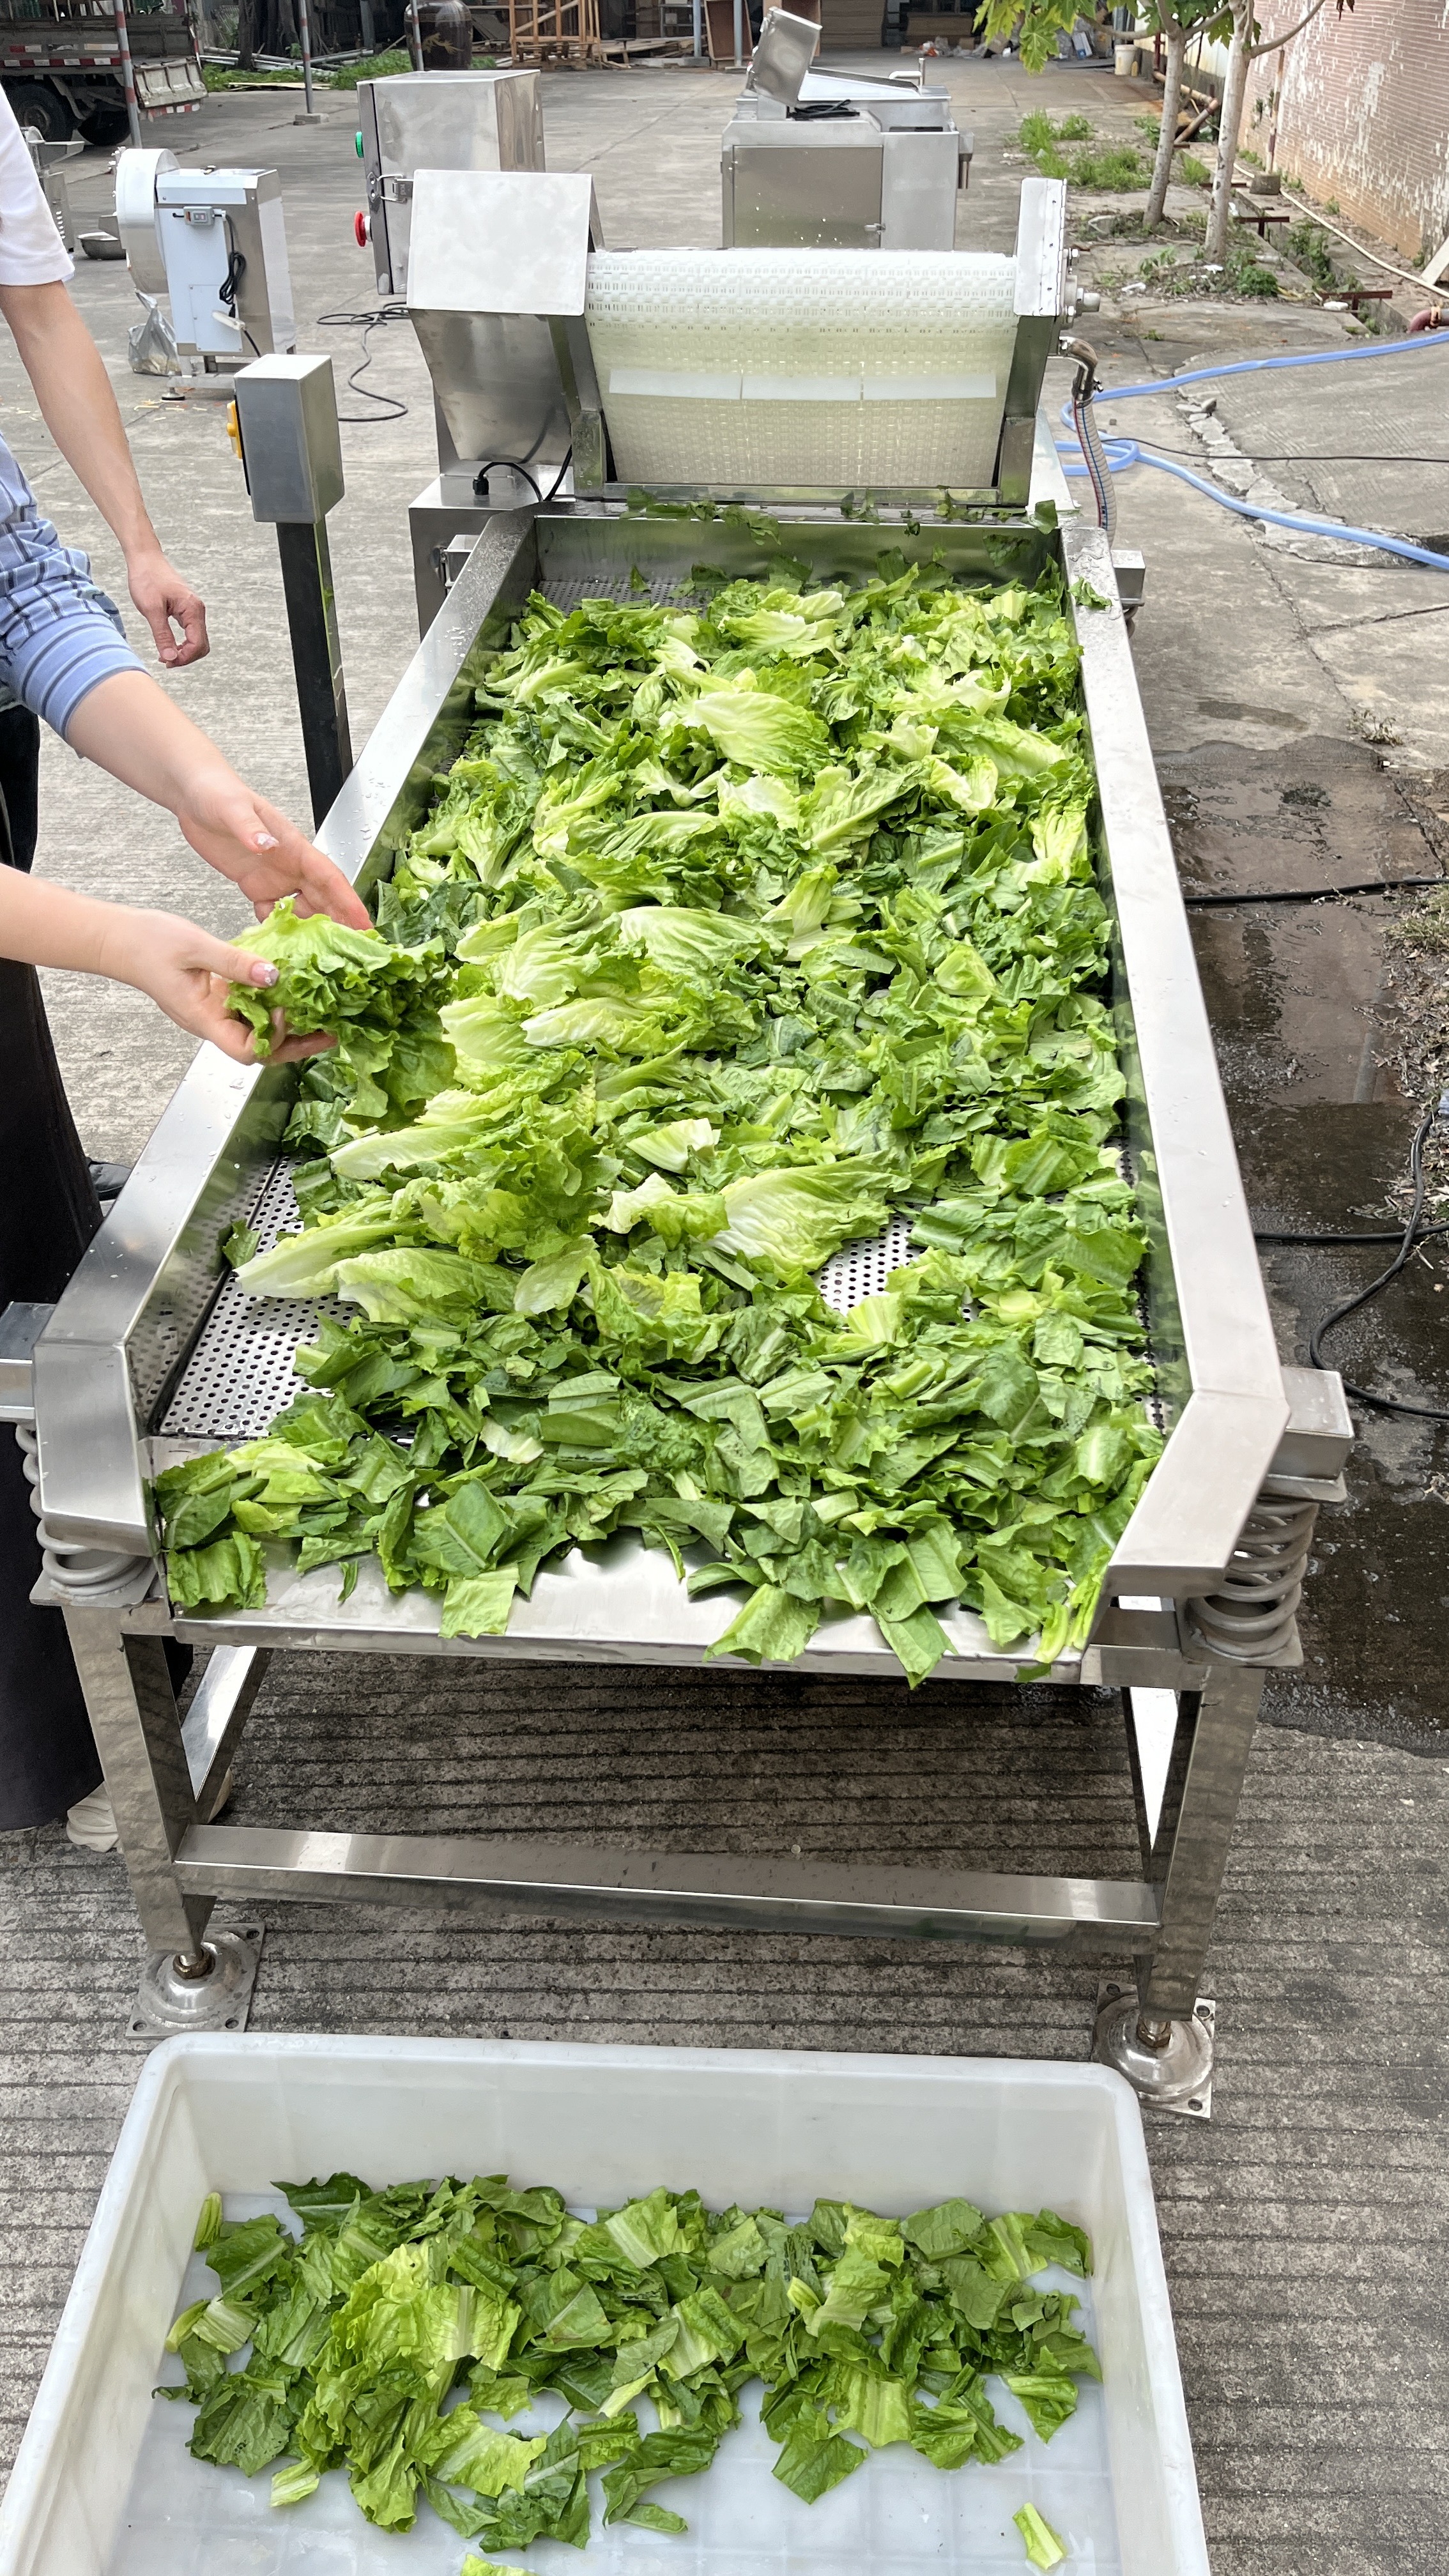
[0,2038,1209,2576]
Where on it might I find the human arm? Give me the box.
[0,279,207,667]
[63,670,371,930]
[0,868,333,1064]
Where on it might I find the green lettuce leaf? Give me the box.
[1014,2503,1068,2568]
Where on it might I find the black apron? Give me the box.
[0,705,107,1826]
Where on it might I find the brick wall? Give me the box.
[1245,0,1449,263]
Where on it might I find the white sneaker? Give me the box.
[66,1785,118,1850]
[65,1768,233,1850]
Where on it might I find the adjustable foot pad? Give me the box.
[1092,1981,1215,2119]
[129,1926,264,2039]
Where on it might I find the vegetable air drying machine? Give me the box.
[8,174,1351,2106]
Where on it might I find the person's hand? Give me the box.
[174,767,372,931]
[97,908,338,1064]
[127,548,209,669]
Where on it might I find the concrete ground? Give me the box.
[3,56,1449,2576]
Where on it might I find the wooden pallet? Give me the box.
[705,0,751,61]
[508,0,606,62]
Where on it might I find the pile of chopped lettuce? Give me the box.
[163,2173,1097,2554]
[158,559,1160,1678]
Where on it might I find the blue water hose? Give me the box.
[1094,330,1449,404]
[1057,331,1449,573]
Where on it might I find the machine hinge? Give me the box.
[366,173,414,209]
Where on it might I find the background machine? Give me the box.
[115,149,295,374]
[17,153,1350,2122]
[355,65,545,300]
[721,7,972,251]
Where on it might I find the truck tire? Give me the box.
[75,102,132,146]
[4,82,74,144]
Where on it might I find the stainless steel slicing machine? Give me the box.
[8,169,1351,2104]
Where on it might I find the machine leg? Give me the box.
[62,1606,263,2036]
[1097,1658,1264,2116]
[181,1643,271,1822]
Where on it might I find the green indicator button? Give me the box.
[355,130,364,156]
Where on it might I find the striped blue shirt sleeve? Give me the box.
[0,434,143,738]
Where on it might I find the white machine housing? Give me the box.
[116,152,295,364]
[357,68,546,300]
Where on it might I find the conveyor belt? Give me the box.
[158,1162,339,1443]
[158,1161,924,1446]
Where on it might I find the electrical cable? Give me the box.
[1257,1224,1449,1245]
[314,303,408,422]
[1184,875,1445,907]
[221,218,260,358]
[473,445,574,507]
[475,458,542,503]
[1305,1101,1449,1420]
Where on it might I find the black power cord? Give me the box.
[221,219,261,358]
[1257,1223,1449,1246]
[473,446,574,507]
[1298,1100,1449,1421]
[314,304,408,422]
[1186,875,1445,908]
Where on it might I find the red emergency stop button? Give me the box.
[353,210,369,248]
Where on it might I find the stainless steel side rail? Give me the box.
[33,516,538,1560]
[1062,515,1288,1608]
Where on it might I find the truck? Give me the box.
[0,0,205,148]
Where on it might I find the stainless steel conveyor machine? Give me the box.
[6,172,1352,2106]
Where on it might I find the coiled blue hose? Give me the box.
[1057,332,1449,573]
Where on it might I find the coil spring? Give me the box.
[13,1424,144,1595]
[1184,1480,1319,1662]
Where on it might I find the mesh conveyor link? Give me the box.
[13,1425,146,1593]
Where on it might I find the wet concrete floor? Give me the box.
[1160,737,1449,1743]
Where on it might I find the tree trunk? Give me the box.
[1145,22,1188,229]
[1204,12,1252,266]
[235,0,256,67]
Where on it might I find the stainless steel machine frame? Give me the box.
[356,68,546,300]
[24,498,1349,2097]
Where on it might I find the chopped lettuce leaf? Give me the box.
[160,564,1158,1683]
[163,2173,1097,2552]
[1014,2502,1069,2568]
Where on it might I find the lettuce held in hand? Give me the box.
[226,900,401,1054]
[226,900,455,1131]
[164,563,1162,1676]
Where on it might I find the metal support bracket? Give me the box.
[182,1644,270,1821]
[548,314,610,494]
[275,517,353,826]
